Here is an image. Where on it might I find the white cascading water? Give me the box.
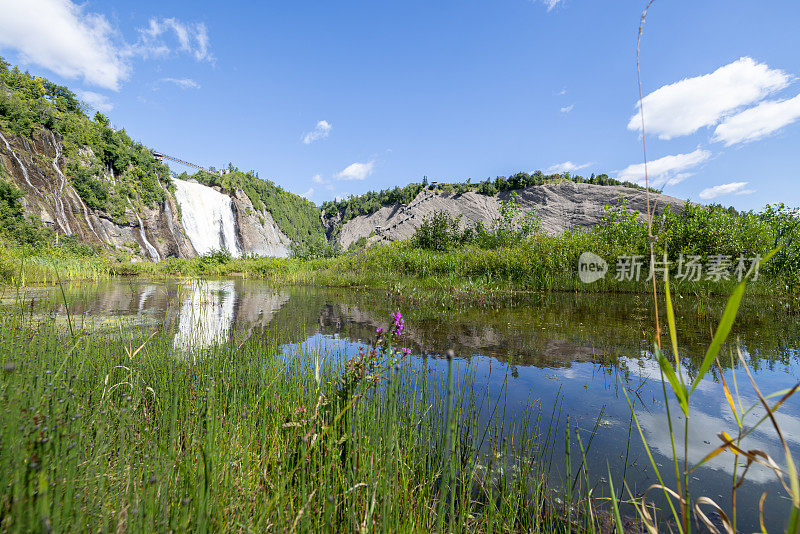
[129,199,161,261]
[49,131,106,241]
[0,130,37,191]
[47,132,73,235]
[173,178,240,257]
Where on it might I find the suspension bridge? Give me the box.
[152,151,224,177]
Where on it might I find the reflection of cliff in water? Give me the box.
[315,302,607,368]
[174,280,291,351]
[23,282,800,371]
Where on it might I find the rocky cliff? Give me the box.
[334,181,689,249]
[0,125,291,259]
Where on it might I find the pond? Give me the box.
[6,279,799,531]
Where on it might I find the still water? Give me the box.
[6,279,799,531]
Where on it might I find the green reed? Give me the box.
[0,294,588,532]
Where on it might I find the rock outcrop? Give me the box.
[231,189,291,258]
[0,126,291,259]
[336,181,688,249]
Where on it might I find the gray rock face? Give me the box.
[336,181,689,249]
[231,190,291,258]
[0,126,291,260]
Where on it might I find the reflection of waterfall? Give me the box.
[174,280,236,351]
[137,285,157,312]
[173,178,240,257]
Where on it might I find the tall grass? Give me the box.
[607,3,800,530]
[0,300,594,532]
[0,241,109,285]
[111,237,793,299]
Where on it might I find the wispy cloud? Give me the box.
[698,182,755,200]
[540,0,563,12]
[713,93,800,145]
[0,0,129,90]
[78,90,113,112]
[546,161,590,174]
[0,0,214,90]
[160,77,200,89]
[618,149,711,187]
[300,187,314,199]
[302,120,332,144]
[627,57,790,140]
[335,159,375,181]
[311,173,335,190]
[134,18,213,63]
[560,104,574,114]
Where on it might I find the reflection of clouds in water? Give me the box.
[174,280,236,351]
[636,405,786,485]
[621,357,797,485]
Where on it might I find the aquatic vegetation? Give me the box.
[0,306,583,532]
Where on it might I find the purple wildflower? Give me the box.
[391,311,405,335]
[401,347,411,358]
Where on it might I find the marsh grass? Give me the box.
[109,239,791,302]
[0,295,607,532]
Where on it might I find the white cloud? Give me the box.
[698,182,755,200]
[335,159,375,181]
[665,173,692,186]
[135,18,213,62]
[301,187,314,199]
[302,120,332,144]
[311,173,333,190]
[560,104,574,113]
[77,90,113,112]
[713,93,800,145]
[546,161,590,174]
[628,57,790,140]
[618,149,711,187]
[0,1,214,90]
[0,0,129,90]
[161,77,200,89]
[540,0,563,12]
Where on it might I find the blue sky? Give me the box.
[1,0,799,210]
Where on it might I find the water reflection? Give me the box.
[174,281,237,351]
[13,279,800,532]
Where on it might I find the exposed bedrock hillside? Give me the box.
[0,126,291,259]
[336,181,688,249]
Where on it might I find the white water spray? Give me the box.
[173,179,240,257]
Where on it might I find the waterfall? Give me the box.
[49,131,105,241]
[173,178,241,257]
[129,199,161,261]
[162,199,183,254]
[35,132,73,235]
[0,130,37,191]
